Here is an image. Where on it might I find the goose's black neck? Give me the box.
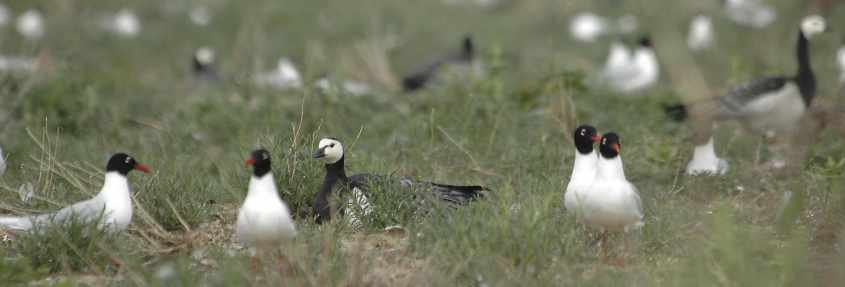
[314,156,347,224]
[795,29,816,106]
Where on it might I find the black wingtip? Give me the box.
[663,103,688,122]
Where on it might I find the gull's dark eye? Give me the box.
[329,144,335,148]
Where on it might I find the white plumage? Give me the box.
[599,39,659,94]
[16,10,44,40]
[253,58,303,90]
[237,152,296,248]
[0,146,6,176]
[581,135,643,232]
[685,136,729,176]
[570,12,608,43]
[837,45,845,83]
[103,9,141,37]
[0,172,135,232]
[564,148,597,214]
[724,0,776,29]
[687,15,714,52]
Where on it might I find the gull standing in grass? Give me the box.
[581,133,643,262]
[0,153,149,233]
[252,58,302,90]
[313,138,487,227]
[564,125,601,215]
[599,36,659,94]
[101,9,141,38]
[192,46,220,82]
[236,149,297,249]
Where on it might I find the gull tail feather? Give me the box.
[430,183,489,204]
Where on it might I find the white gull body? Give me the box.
[581,154,643,231]
[236,173,297,247]
[564,149,597,214]
[0,172,134,232]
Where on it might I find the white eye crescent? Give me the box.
[125,157,132,164]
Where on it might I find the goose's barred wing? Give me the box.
[718,76,787,116]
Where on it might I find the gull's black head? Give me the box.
[246,149,272,177]
[106,153,150,175]
[598,132,622,159]
[638,35,652,48]
[573,124,600,154]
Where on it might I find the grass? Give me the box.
[1,0,845,285]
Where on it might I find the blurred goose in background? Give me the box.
[101,9,141,38]
[0,153,149,232]
[667,16,825,135]
[192,46,220,82]
[724,0,776,29]
[687,14,714,52]
[666,15,826,168]
[253,57,302,90]
[685,136,729,175]
[16,9,44,40]
[237,149,297,248]
[564,125,601,214]
[402,35,478,92]
[313,138,487,227]
[599,36,659,94]
[837,36,845,83]
[581,133,643,261]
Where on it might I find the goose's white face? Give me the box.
[316,138,343,164]
[801,15,826,38]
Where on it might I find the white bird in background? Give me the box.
[253,58,303,90]
[0,153,149,233]
[564,125,601,215]
[0,146,6,177]
[0,4,10,27]
[687,14,714,52]
[237,149,297,248]
[837,37,845,83]
[685,136,729,176]
[600,36,659,94]
[724,0,776,29]
[189,5,212,27]
[570,12,609,43]
[314,77,373,97]
[580,133,644,261]
[103,9,141,37]
[16,9,45,40]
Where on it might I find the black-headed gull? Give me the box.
[192,47,220,82]
[600,36,659,94]
[312,138,487,227]
[0,153,149,232]
[564,125,601,215]
[580,133,643,262]
[236,149,297,248]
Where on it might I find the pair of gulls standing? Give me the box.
[564,125,644,255]
[0,138,486,251]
